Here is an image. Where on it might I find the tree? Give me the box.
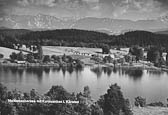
[0,83,13,115]
[147,47,164,67]
[98,84,133,115]
[37,45,43,61]
[134,96,146,107]
[51,55,60,62]
[102,45,110,54]
[27,54,35,63]
[17,51,25,61]
[10,52,17,61]
[103,55,113,63]
[43,55,51,63]
[45,85,74,100]
[83,86,91,98]
[129,46,144,62]
[30,89,39,99]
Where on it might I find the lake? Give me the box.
[0,66,168,105]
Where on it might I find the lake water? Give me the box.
[0,66,168,105]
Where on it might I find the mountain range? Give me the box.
[0,14,168,35]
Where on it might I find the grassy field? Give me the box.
[0,47,27,59]
[133,107,168,115]
[0,46,129,60]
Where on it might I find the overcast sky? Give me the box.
[0,0,168,20]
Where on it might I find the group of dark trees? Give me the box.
[129,46,144,62]
[0,83,133,115]
[146,46,167,67]
[128,45,168,67]
[9,45,43,63]
[1,29,168,51]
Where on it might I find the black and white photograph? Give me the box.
[0,0,168,115]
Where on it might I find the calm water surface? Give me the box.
[0,66,168,104]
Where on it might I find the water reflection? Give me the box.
[147,70,164,76]
[0,66,168,104]
[103,67,113,76]
[90,67,103,78]
[0,66,84,79]
[90,66,143,81]
[123,69,143,81]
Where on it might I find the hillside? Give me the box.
[1,29,168,50]
[0,47,27,59]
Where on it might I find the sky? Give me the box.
[0,0,168,20]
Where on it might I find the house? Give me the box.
[16,61,26,64]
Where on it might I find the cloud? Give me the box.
[0,0,168,20]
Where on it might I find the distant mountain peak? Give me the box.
[0,14,168,34]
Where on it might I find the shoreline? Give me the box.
[1,61,168,72]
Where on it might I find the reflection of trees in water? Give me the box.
[91,67,103,78]
[51,67,61,73]
[61,66,83,77]
[2,67,10,73]
[113,67,117,73]
[17,68,24,77]
[67,67,73,74]
[43,67,50,74]
[122,69,143,81]
[26,67,43,82]
[90,66,143,81]
[103,67,113,76]
[91,67,116,78]
[147,70,163,76]
[9,67,18,74]
[1,67,24,76]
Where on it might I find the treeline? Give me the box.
[1,29,168,50]
[0,29,31,48]
[111,31,168,48]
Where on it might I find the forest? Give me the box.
[0,29,168,50]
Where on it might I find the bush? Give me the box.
[43,55,51,63]
[17,51,25,61]
[26,54,35,63]
[134,96,146,107]
[148,102,165,107]
[10,52,17,61]
[51,55,60,62]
